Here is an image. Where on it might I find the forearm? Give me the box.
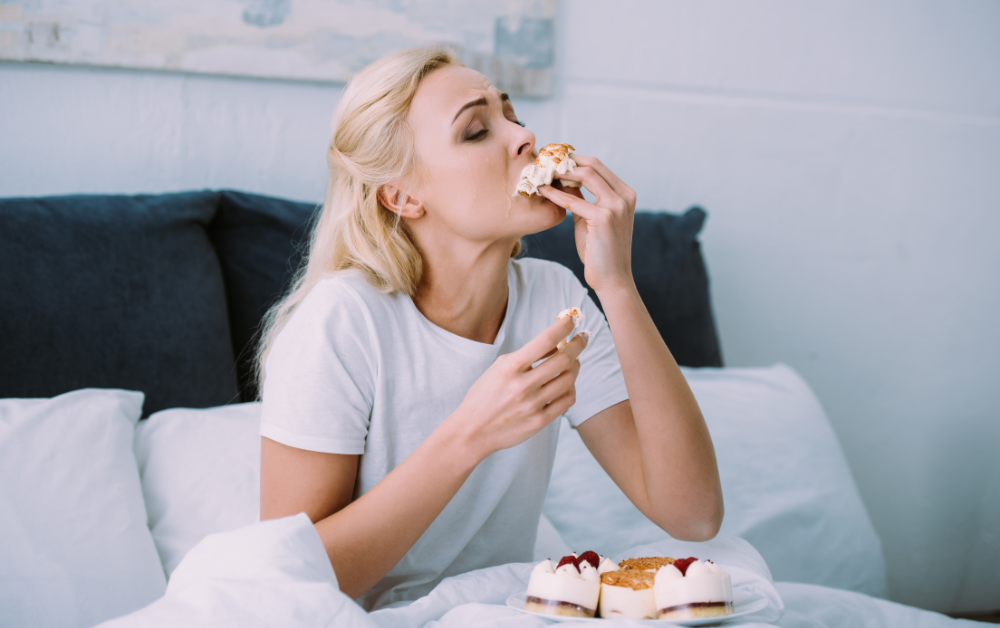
[314,418,481,599]
[597,281,723,539]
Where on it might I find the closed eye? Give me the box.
[465,129,489,142]
[463,118,525,142]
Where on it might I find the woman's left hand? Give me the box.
[537,155,636,293]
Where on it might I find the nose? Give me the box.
[513,124,536,160]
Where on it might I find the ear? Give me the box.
[377,182,424,219]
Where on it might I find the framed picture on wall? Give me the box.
[0,0,556,97]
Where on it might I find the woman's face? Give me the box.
[402,65,566,247]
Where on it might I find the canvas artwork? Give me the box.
[0,0,556,97]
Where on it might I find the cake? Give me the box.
[556,307,592,350]
[619,557,676,572]
[514,143,582,197]
[598,569,657,619]
[525,551,602,617]
[598,556,677,619]
[653,557,735,619]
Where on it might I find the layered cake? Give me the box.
[653,557,735,620]
[598,569,657,619]
[515,143,581,197]
[525,551,602,617]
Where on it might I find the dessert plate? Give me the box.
[505,589,768,625]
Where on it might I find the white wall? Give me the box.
[2,0,998,614]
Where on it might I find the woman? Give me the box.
[257,45,723,611]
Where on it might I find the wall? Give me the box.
[1,0,998,614]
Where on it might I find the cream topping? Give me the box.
[514,143,581,197]
[527,558,600,610]
[579,561,600,582]
[532,559,555,575]
[653,561,733,610]
[555,563,580,576]
[597,557,618,575]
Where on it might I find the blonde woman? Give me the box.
[257,46,723,611]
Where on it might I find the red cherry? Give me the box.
[578,551,600,569]
[673,557,698,576]
[556,555,580,572]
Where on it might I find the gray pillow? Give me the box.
[207,190,319,402]
[522,207,723,367]
[0,191,238,416]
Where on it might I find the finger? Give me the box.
[514,317,575,369]
[536,347,558,361]
[551,166,625,213]
[550,179,585,200]
[536,359,581,402]
[537,184,604,220]
[528,333,586,384]
[538,385,577,424]
[570,154,634,203]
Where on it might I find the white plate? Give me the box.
[505,589,768,625]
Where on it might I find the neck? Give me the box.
[412,237,515,345]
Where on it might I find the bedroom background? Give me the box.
[1,0,997,618]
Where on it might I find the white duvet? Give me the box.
[98,514,979,628]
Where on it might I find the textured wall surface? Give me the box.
[1,0,998,614]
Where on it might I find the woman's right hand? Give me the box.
[449,316,588,458]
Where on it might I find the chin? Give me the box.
[516,194,566,237]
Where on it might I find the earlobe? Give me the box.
[378,183,424,219]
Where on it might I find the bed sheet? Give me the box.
[96,514,981,628]
[773,583,984,628]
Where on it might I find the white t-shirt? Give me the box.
[260,257,629,610]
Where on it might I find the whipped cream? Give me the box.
[597,557,618,575]
[527,557,600,611]
[514,143,581,197]
[653,560,733,613]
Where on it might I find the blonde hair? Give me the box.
[253,45,520,397]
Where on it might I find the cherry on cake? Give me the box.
[653,557,735,620]
[525,551,602,617]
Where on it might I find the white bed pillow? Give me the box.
[0,389,167,628]
[135,402,579,577]
[543,363,888,597]
[135,402,263,576]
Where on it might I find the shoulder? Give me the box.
[277,270,398,353]
[298,270,402,321]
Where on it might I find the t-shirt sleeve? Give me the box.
[259,280,376,455]
[559,270,630,428]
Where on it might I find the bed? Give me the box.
[0,190,984,626]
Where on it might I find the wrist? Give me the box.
[435,410,488,473]
[594,277,639,303]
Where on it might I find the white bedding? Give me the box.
[545,365,887,597]
[97,514,980,628]
[0,365,968,626]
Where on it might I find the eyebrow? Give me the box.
[452,92,511,124]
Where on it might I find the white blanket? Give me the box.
[97,515,976,628]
